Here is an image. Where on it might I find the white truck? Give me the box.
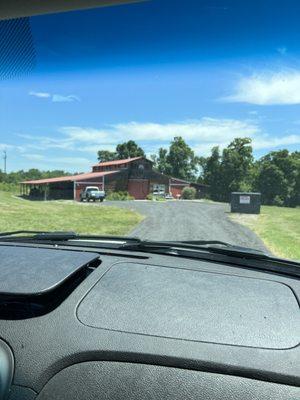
[80,186,106,202]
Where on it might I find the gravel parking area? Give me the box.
[103,200,268,253]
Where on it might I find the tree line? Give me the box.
[199,138,299,207]
[98,137,299,207]
[1,138,298,207]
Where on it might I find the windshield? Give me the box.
[0,0,299,261]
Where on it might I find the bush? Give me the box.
[181,186,196,200]
[155,196,166,201]
[273,195,285,207]
[0,182,19,193]
[146,194,154,200]
[106,191,134,201]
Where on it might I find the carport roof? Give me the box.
[21,170,120,185]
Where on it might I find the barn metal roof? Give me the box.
[92,156,151,167]
[21,170,120,185]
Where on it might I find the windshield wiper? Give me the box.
[0,230,141,243]
[0,230,274,259]
[121,240,269,259]
[0,230,78,241]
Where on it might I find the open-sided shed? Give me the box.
[20,170,124,201]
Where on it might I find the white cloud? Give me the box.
[52,94,80,103]
[46,156,91,165]
[17,118,260,158]
[29,91,51,98]
[23,153,45,161]
[28,91,80,103]
[223,70,300,105]
[60,118,259,145]
[59,126,111,142]
[252,134,300,150]
[0,143,12,151]
[79,144,116,153]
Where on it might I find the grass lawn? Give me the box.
[231,206,300,260]
[0,191,143,236]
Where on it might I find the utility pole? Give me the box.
[3,150,7,174]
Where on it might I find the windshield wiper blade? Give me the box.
[121,240,269,259]
[0,230,78,240]
[0,230,142,244]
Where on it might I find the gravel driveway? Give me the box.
[103,200,268,253]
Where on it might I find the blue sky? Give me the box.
[1,0,300,172]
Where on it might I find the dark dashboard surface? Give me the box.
[0,246,99,295]
[0,243,299,399]
[78,261,299,348]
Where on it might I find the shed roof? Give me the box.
[21,170,120,185]
[92,156,152,168]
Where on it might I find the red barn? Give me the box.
[21,157,208,200]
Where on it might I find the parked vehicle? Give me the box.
[153,190,165,196]
[80,186,105,202]
[165,193,174,199]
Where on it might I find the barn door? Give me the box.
[128,179,149,199]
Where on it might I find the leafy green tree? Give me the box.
[151,148,172,175]
[151,137,199,180]
[116,140,145,159]
[97,141,145,162]
[167,137,199,181]
[199,146,221,200]
[219,138,254,201]
[200,138,254,202]
[97,150,117,162]
[255,163,288,205]
[255,150,300,206]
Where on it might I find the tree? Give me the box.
[199,146,221,200]
[115,140,145,159]
[218,137,254,201]
[97,141,145,162]
[255,150,300,206]
[152,137,199,180]
[166,137,199,181]
[97,150,117,162]
[199,138,254,202]
[255,163,288,206]
[151,148,172,175]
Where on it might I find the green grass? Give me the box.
[231,206,300,260]
[0,191,143,236]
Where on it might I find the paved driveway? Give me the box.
[103,200,268,253]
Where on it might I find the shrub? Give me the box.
[146,194,154,200]
[155,196,166,201]
[273,195,284,207]
[0,182,19,193]
[181,186,196,200]
[106,191,134,201]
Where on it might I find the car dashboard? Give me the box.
[0,243,299,399]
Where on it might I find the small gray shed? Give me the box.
[231,192,261,214]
